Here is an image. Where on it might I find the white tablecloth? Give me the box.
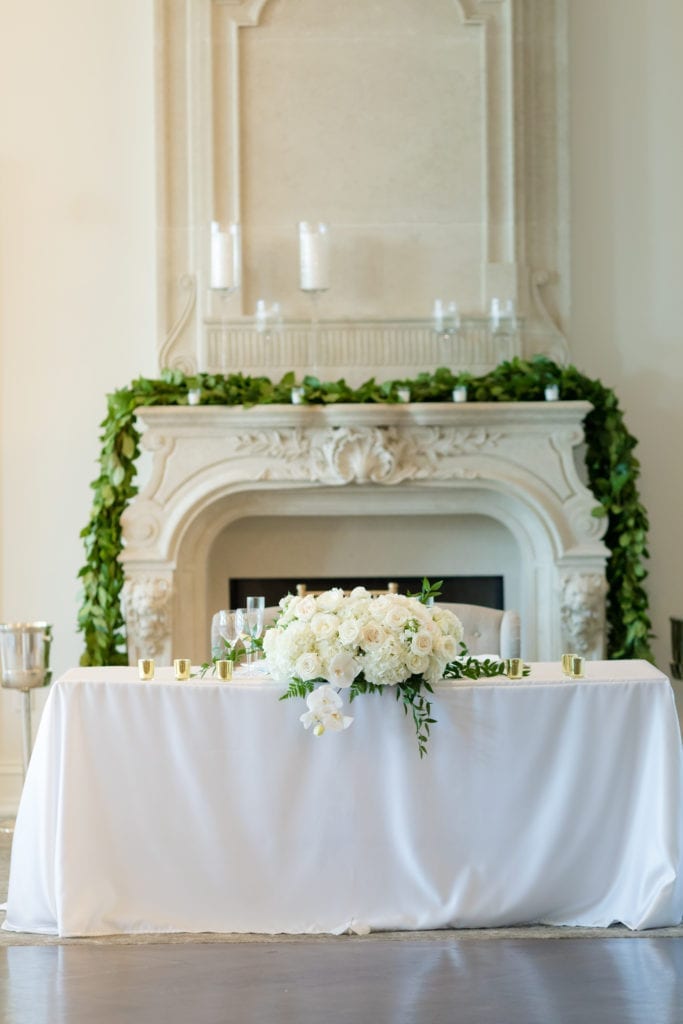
[4,661,683,936]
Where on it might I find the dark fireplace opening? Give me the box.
[229,576,504,610]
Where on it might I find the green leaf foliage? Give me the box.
[77,360,653,665]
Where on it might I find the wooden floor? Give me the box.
[1,936,682,1023]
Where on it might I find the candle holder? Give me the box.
[397,387,411,404]
[291,386,305,405]
[506,658,524,680]
[138,658,155,680]
[174,658,192,681]
[298,221,330,377]
[489,298,517,334]
[432,299,460,340]
[209,221,242,329]
[561,653,585,679]
[452,385,468,403]
[215,660,233,681]
[544,384,560,402]
[254,299,283,343]
[187,389,202,406]
[210,222,242,293]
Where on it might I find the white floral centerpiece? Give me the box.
[265,580,466,756]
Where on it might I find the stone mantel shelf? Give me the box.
[120,398,608,667]
[134,401,592,432]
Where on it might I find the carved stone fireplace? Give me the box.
[120,400,609,664]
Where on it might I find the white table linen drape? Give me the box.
[4,661,683,937]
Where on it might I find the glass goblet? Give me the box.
[211,610,237,662]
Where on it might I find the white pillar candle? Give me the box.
[210,222,242,291]
[452,385,468,403]
[489,297,501,331]
[291,386,305,405]
[187,389,202,406]
[544,384,560,402]
[397,387,411,404]
[298,222,330,292]
[255,299,268,334]
[433,299,444,333]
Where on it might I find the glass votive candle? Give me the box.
[452,385,468,403]
[506,658,524,680]
[215,659,233,681]
[561,652,585,678]
[187,389,202,406]
[397,387,411,403]
[544,384,560,402]
[138,658,154,681]
[174,658,191,680]
[291,386,305,405]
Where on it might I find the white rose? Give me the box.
[410,630,433,656]
[317,588,345,612]
[295,595,318,620]
[440,635,459,661]
[310,612,338,641]
[338,618,361,645]
[360,622,385,647]
[295,652,322,681]
[406,652,429,675]
[384,604,410,630]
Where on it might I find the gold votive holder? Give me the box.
[216,659,233,681]
[137,658,155,681]
[568,655,585,679]
[561,652,579,676]
[506,658,524,680]
[173,658,191,681]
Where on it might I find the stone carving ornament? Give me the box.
[235,426,502,486]
[122,575,173,661]
[560,572,608,658]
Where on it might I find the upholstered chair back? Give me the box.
[436,603,521,660]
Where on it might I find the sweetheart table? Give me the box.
[4,661,683,937]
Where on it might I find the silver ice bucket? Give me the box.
[0,622,52,691]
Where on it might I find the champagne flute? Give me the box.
[235,604,264,668]
[246,596,265,663]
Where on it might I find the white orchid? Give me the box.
[299,684,353,735]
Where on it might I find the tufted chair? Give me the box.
[436,603,521,660]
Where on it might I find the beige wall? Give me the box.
[0,0,156,802]
[568,0,683,679]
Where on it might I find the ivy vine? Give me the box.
[77,358,653,666]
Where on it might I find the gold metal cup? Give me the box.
[569,655,585,679]
[506,657,524,680]
[138,658,154,681]
[561,652,579,675]
[173,658,191,680]
[216,659,233,681]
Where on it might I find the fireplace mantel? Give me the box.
[120,402,609,664]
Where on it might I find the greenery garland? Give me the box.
[77,357,653,666]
